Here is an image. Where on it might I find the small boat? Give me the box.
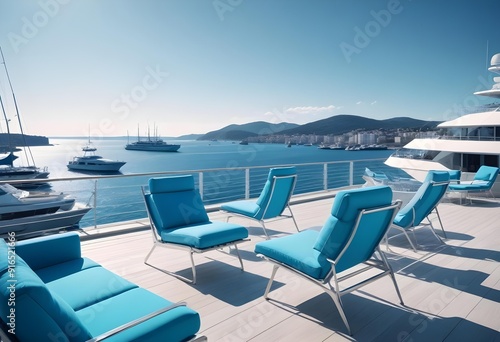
[239,140,248,145]
[68,143,126,173]
[125,125,180,152]
[0,184,91,238]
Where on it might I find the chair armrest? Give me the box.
[15,232,82,270]
[86,302,205,342]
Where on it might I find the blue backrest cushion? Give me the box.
[395,171,449,228]
[147,175,209,231]
[0,239,92,342]
[15,232,82,271]
[313,186,393,261]
[448,170,461,181]
[474,166,499,184]
[255,167,296,219]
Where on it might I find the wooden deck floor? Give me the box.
[79,196,500,341]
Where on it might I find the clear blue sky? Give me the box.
[0,0,499,137]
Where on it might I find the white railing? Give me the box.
[4,158,400,231]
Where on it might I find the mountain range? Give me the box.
[197,115,442,141]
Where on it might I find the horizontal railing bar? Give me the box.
[1,158,388,185]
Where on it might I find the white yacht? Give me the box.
[385,53,500,194]
[0,184,91,237]
[68,143,126,173]
[125,125,181,152]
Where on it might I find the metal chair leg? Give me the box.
[264,265,279,298]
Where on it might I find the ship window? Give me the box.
[462,154,481,172]
[484,154,500,167]
[479,127,494,140]
[462,154,499,172]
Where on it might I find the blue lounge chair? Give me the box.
[254,186,402,335]
[143,175,249,284]
[389,171,450,252]
[221,166,299,239]
[448,165,499,204]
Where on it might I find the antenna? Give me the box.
[486,40,489,70]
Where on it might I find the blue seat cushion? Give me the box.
[77,287,201,342]
[448,182,491,191]
[255,229,331,280]
[220,200,259,217]
[161,221,249,249]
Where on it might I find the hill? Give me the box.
[0,133,50,151]
[198,121,299,141]
[279,115,441,136]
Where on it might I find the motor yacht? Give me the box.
[0,184,91,237]
[68,143,126,173]
[385,53,500,195]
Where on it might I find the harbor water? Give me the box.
[21,138,396,228]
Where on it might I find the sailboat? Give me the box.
[0,47,49,187]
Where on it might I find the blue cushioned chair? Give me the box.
[389,171,450,252]
[448,165,499,205]
[254,186,402,335]
[143,175,249,284]
[220,167,299,239]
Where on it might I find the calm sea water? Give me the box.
[22,138,395,228]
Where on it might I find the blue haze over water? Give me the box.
[29,138,394,228]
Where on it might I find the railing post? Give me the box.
[198,172,204,200]
[245,168,250,199]
[349,161,354,186]
[93,180,97,229]
[323,163,328,190]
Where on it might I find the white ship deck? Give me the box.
[79,194,500,341]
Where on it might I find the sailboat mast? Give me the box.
[0,94,13,158]
[0,46,36,166]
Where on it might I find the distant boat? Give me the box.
[68,141,126,173]
[359,144,388,151]
[239,140,248,145]
[125,125,180,152]
[287,141,292,147]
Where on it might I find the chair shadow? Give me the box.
[384,226,499,262]
[447,197,500,207]
[183,260,285,306]
[265,291,499,341]
[394,257,500,303]
[246,225,295,239]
